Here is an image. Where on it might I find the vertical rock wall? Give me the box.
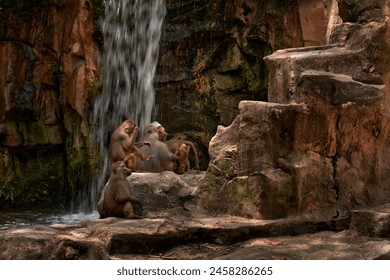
[0,0,100,208]
[156,0,304,168]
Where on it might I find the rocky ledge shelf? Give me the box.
[1,170,389,260]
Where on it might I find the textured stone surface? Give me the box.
[97,171,204,216]
[155,0,305,168]
[1,170,389,260]
[0,0,100,207]
[0,205,389,260]
[0,0,347,207]
[350,203,390,238]
[199,1,390,219]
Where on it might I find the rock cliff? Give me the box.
[0,0,308,207]
[0,0,100,207]
[199,0,390,219]
[156,0,308,168]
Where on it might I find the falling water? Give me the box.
[76,0,166,213]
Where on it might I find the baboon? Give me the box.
[141,121,167,141]
[175,143,190,174]
[136,124,179,172]
[165,138,200,171]
[171,132,187,141]
[99,161,141,219]
[109,119,151,171]
[141,122,200,172]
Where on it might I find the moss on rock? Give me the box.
[0,146,66,208]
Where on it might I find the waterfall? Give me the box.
[76,0,166,213]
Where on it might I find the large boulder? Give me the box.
[97,171,205,217]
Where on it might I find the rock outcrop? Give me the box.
[97,171,204,216]
[199,0,390,219]
[0,161,389,260]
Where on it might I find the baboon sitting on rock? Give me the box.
[98,161,142,219]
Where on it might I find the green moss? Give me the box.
[86,79,102,113]
[224,178,248,201]
[5,121,53,145]
[0,146,66,208]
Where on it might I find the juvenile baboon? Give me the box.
[99,161,141,219]
[175,143,190,174]
[109,119,151,171]
[171,132,187,141]
[136,124,179,172]
[165,138,200,171]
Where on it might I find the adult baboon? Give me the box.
[108,119,151,171]
[136,124,179,172]
[99,161,141,219]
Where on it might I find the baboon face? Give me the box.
[144,126,160,142]
[121,120,137,136]
[112,161,132,176]
[144,122,167,141]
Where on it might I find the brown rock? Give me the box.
[156,0,304,168]
[0,205,388,259]
[350,203,390,237]
[97,171,205,217]
[199,2,390,220]
[0,0,99,207]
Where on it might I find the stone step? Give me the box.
[298,69,384,106]
[350,203,390,238]
[264,45,383,103]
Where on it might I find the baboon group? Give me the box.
[98,120,200,219]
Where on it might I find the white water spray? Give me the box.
[76,0,166,212]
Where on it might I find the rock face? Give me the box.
[0,0,100,207]
[155,0,306,168]
[0,0,307,207]
[199,0,390,219]
[0,0,342,208]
